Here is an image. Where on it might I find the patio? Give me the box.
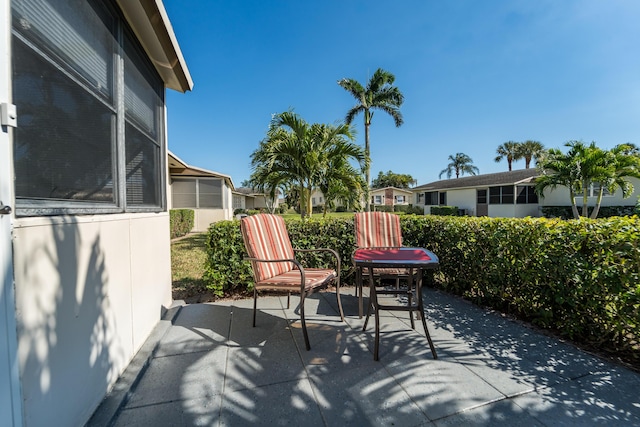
[88,287,640,426]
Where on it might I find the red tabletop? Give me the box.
[353,247,439,266]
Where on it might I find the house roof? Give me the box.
[414,169,539,192]
[168,151,235,189]
[370,186,414,195]
[116,0,193,92]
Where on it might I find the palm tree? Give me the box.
[250,112,315,217]
[535,145,582,219]
[338,68,404,211]
[535,140,640,219]
[519,140,545,168]
[495,141,522,171]
[590,143,640,218]
[311,123,367,216]
[439,153,479,179]
[250,112,364,218]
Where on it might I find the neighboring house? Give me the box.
[235,187,280,212]
[1,2,192,426]
[413,169,640,218]
[168,152,235,231]
[413,169,542,217]
[370,187,413,208]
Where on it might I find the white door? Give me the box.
[0,1,24,424]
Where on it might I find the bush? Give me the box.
[393,204,423,215]
[542,205,637,219]
[430,206,458,216]
[205,215,640,361]
[169,209,194,239]
[372,205,393,212]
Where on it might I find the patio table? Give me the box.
[353,247,439,361]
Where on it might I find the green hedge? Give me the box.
[430,206,459,216]
[169,209,194,239]
[542,205,637,219]
[205,215,639,359]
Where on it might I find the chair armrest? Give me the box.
[244,256,307,292]
[293,248,341,279]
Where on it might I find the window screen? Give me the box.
[11,0,166,215]
[198,179,222,208]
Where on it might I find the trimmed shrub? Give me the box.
[372,205,393,212]
[170,209,194,239]
[542,205,637,219]
[430,206,458,216]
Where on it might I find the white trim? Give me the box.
[0,0,24,423]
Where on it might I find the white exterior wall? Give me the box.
[446,189,476,215]
[514,204,540,217]
[488,204,517,218]
[12,213,172,427]
[539,179,640,207]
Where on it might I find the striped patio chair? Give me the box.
[354,212,412,317]
[241,214,344,350]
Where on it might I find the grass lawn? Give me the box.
[171,233,209,302]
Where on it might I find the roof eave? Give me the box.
[116,0,193,93]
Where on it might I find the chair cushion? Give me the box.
[241,214,295,282]
[255,268,337,291]
[354,212,402,249]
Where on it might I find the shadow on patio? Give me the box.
[89,287,640,426]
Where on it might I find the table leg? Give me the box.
[418,268,437,359]
[408,268,415,330]
[357,266,363,318]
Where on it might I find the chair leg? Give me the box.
[253,288,258,327]
[287,292,290,309]
[335,277,345,322]
[300,292,311,351]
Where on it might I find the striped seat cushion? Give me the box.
[255,268,337,291]
[241,214,295,282]
[354,212,402,249]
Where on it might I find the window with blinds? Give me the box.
[172,178,224,209]
[11,0,165,215]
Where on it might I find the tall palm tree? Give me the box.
[338,68,404,211]
[439,153,479,179]
[519,140,545,168]
[495,141,521,171]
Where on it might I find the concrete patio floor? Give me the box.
[88,287,640,426]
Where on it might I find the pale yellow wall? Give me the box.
[194,209,228,231]
[13,213,171,427]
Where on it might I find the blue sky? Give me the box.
[163,0,640,187]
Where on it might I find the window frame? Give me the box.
[11,0,167,217]
[489,185,515,205]
[171,177,224,209]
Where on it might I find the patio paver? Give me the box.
[88,287,640,426]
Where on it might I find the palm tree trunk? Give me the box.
[299,183,306,218]
[581,180,589,217]
[590,187,604,219]
[569,189,580,219]
[364,120,371,212]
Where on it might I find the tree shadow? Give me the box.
[14,220,125,426]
